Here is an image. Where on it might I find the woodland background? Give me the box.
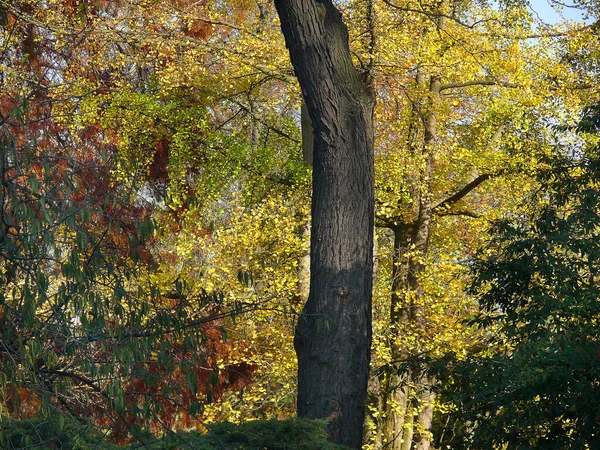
[1,0,600,448]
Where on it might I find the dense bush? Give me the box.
[159,419,350,449]
[0,417,350,449]
[0,416,123,449]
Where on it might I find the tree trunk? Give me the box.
[379,74,439,449]
[382,225,412,449]
[365,370,384,448]
[407,78,440,450]
[296,101,313,305]
[274,1,375,448]
[382,368,410,449]
[401,406,415,450]
[413,374,435,450]
[301,102,313,167]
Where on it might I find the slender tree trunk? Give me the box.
[401,405,415,450]
[382,369,410,449]
[413,374,435,450]
[379,75,439,449]
[274,1,375,447]
[408,78,440,450]
[365,234,383,448]
[382,225,412,449]
[365,370,384,448]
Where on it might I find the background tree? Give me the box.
[444,104,600,449]
[357,1,599,447]
[0,0,298,441]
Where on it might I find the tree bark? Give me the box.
[413,374,435,450]
[378,73,439,449]
[383,225,412,450]
[274,1,375,448]
[301,102,314,167]
[406,77,439,450]
[296,102,313,306]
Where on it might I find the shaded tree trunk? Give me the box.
[274,1,375,448]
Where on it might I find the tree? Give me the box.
[273,1,376,447]
[0,0,284,440]
[445,105,600,449]
[3,0,600,447]
[359,1,600,447]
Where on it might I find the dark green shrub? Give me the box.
[159,419,350,450]
[1,417,350,450]
[443,106,600,449]
[0,416,122,450]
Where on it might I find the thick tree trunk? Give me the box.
[274,1,375,448]
[296,102,313,305]
[301,102,313,167]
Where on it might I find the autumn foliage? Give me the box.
[1,0,600,448]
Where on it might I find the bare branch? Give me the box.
[364,0,377,87]
[433,120,508,214]
[433,173,491,213]
[436,210,481,219]
[482,21,598,40]
[380,0,496,30]
[439,79,518,91]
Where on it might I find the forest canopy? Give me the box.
[1,0,599,449]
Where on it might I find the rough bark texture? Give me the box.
[274,1,375,447]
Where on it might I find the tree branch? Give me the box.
[439,79,518,91]
[380,0,496,30]
[433,173,491,213]
[436,210,481,219]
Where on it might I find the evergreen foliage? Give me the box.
[0,416,123,449]
[0,417,349,450]
[162,419,350,449]
[444,107,600,449]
